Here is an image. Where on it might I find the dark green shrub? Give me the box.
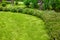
[2,3,6,7]
[52,0,60,11]
[31,0,39,9]
[24,0,30,7]
[42,0,60,11]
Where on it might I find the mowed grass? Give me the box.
[0,12,49,40]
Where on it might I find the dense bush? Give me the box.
[2,3,6,7]
[42,0,60,11]
[31,0,39,8]
[30,3,39,9]
[24,0,39,8]
[24,0,30,7]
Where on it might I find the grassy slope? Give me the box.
[0,12,49,40]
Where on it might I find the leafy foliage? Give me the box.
[42,0,60,11]
[24,0,39,8]
[2,2,6,7]
[24,0,31,7]
[31,0,39,8]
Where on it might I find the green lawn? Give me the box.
[0,12,49,40]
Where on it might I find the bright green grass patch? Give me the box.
[6,2,26,8]
[0,12,49,40]
[6,4,26,8]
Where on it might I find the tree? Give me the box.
[11,0,14,6]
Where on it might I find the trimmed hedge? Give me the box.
[0,7,42,17]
